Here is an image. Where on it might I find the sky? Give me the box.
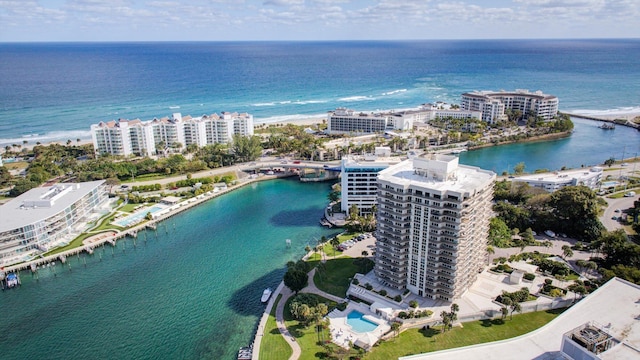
[1,0,639,42]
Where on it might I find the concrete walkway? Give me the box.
[275,285,302,360]
[253,266,349,360]
[301,268,346,303]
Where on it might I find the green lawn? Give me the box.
[259,294,293,360]
[94,212,125,232]
[366,308,565,359]
[119,203,139,213]
[121,173,168,183]
[284,294,339,360]
[313,257,374,298]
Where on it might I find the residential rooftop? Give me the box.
[0,180,105,233]
[400,277,640,360]
[378,154,496,195]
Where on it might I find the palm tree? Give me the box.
[391,322,401,338]
[501,306,509,320]
[562,245,573,259]
[510,302,521,320]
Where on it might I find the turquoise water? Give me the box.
[113,204,167,227]
[0,179,337,360]
[346,311,378,333]
[1,40,640,145]
[459,118,640,174]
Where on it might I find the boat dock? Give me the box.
[0,175,283,278]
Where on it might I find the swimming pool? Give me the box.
[346,310,378,333]
[113,205,166,227]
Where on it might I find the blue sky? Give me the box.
[1,0,639,41]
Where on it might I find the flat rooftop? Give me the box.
[514,167,602,184]
[0,180,105,233]
[378,155,495,194]
[400,277,640,360]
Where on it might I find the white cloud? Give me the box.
[263,0,305,6]
[0,0,638,41]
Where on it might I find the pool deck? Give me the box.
[327,302,391,350]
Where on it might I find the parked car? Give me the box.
[544,230,556,238]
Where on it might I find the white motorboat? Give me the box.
[261,288,273,303]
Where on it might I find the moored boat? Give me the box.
[237,346,252,360]
[261,288,272,303]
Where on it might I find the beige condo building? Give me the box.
[374,154,495,301]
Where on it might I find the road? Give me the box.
[600,194,639,231]
[128,157,340,187]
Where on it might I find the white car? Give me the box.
[544,230,556,238]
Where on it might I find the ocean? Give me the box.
[1,39,639,145]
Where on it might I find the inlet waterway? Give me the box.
[0,179,337,360]
[460,118,640,174]
[1,118,639,359]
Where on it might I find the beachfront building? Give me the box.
[340,147,400,215]
[418,103,483,122]
[374,154,495,301]
[151,113,187,151]
[0,180,110,267]
[512,167,603,192]
[327,108,415,135]
[91,120,134,157]
[91,111,254,156]
[461,89,559,123]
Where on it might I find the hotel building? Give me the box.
[340,147,400,215]
[0,181,110,267]
[374,154,495,301]
[91,112,254,157]
[327,108,416,135]
[461,89,559,123]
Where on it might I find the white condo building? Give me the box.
[340,147,400,215]
[91,112,254,156]
[461,89,559,124]
[512,167,603,192]
[0,181,110,267]
[375,154,495,301]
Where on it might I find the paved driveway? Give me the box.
[599,194,639,231]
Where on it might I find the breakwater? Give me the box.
[561,112,640,130]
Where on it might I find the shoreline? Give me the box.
[468,130,573,151]
[2,173,292,273]
[4,109,640,151]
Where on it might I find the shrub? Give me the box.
[523,273,536,281]
[365,283,373,290]
[409,300,419,308]
[352,278,359,285]
[403,289,410,295]
[336,302,347,311]
[549,288,565,298]
[394,295,402,302]
[379,289,387,296]
[398,311,408,319]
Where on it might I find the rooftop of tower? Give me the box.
[377,154,496,195]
